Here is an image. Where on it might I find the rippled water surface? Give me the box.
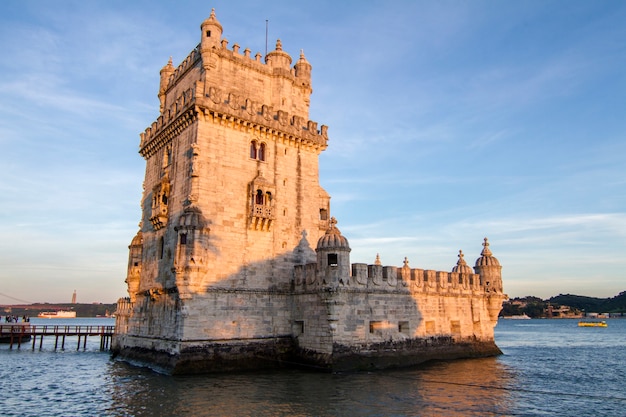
[1,318,625,416]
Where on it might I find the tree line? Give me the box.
[501,291,626,318]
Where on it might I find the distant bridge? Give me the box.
[0,324,114,351]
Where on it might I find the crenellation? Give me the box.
[294,258,497,299]
[140,86,328,159]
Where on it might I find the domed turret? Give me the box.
[316,217,350,250]
[452,250,473,274]
[474,238,503,293]
[200,9,223,53]
[316,217,351,283]
[265,39,292,70]
[474,237,500,267]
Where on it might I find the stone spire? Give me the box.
[481,237,492,256]
[475,237,500,267]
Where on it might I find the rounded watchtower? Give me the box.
[294,50,312,90]
[316,217,351,282]
[265,39,292,70]
[474,238,503,292]
[452,250,473,274]
[200,9,223,53]
[126,231,143,302]
[158,57,175,113]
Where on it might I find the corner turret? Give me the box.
[125,231,143,302]
[474,238,503,293]
[294,50,312,90]
[158,57,174,113]
[316,217,351,284]
[200,9,223,56]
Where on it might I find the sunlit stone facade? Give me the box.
[113,10,506,373]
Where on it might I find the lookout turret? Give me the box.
[452,250,473,274]
[158,57,174,113]
[200,8,223,54]
[474,237,503,293]
[316,217,351,284]
[294,50,312,91]
[265,39,292,71]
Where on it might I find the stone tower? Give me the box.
[114,10,506,374]
[114,9,331,372]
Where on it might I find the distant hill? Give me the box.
[501,291,626,318]
[549,291,626,314]
[1,303,117,318]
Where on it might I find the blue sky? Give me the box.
[1,1,624,303]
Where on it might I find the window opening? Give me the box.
[328,253,338,267]
[258,143,266,161]
[369,321,382,333]
[398,321,409,334]
[255,189,264,204]
[294,320,305,335]
[250,140,258,159]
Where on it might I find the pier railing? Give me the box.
[0,324,114,351]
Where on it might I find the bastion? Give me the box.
[112,9,507,374]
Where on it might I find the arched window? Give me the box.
[265,191,272,206]
[255,189,264,204]
[258,143,266,161]
[250,140,258,159]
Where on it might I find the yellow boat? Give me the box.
[578,320,608,327]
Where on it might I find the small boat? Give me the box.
[578,320,607,327]
[37,310,77,319]
[505,314,531,320]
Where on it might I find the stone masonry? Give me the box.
[112,9,507,374]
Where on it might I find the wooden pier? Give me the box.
[0,323,114,351]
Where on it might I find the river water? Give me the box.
[1,318,624,416]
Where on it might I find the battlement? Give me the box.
[294,262,494,296]
[165,45,202,92]
[160,40,301,101]
[140,82,328,158]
